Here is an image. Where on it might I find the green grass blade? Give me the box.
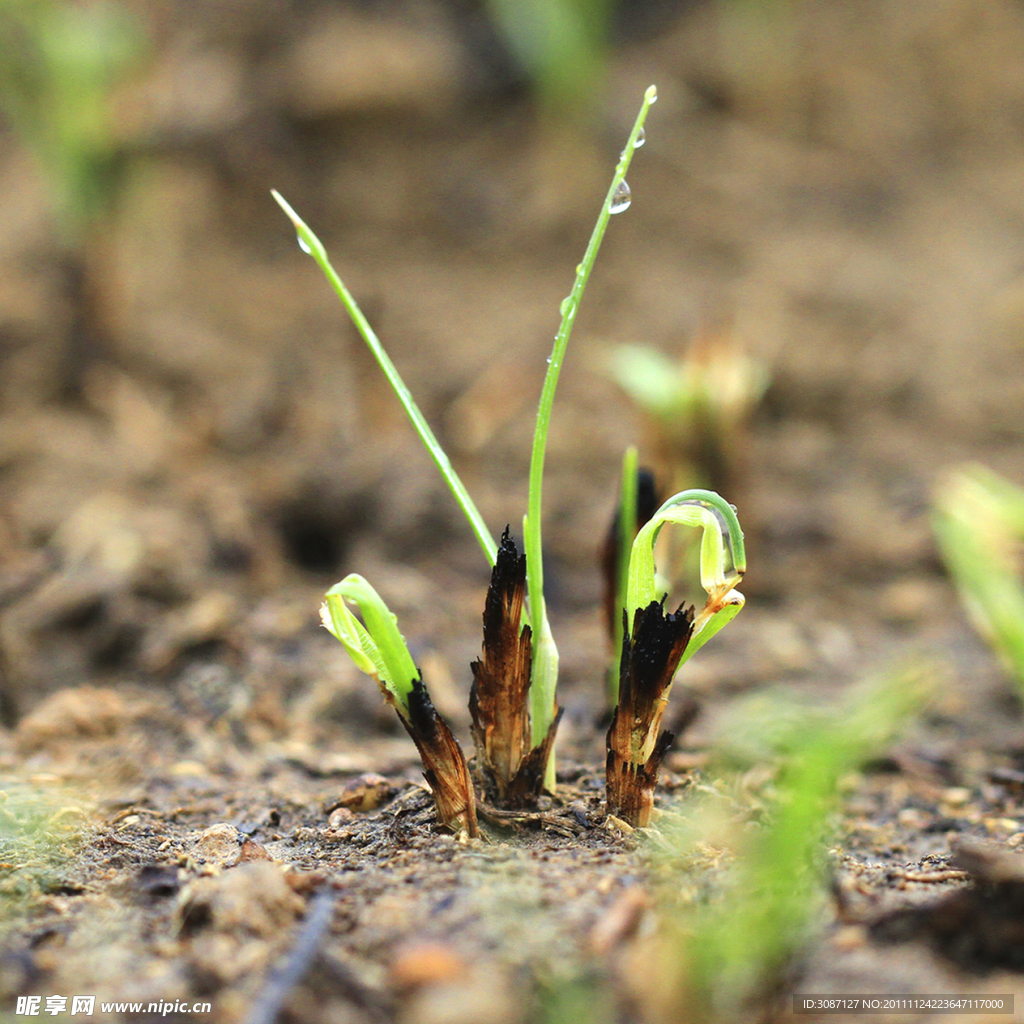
[272,190,498,566]
[933,464,1024,692]
[525,85,658,761]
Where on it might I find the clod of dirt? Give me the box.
[14,686,137,753]
[238,837,273,863]
[176,861,304,938]
[398,964,522,1024]
[389,941,467,991]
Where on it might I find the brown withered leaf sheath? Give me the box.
[600,469,661,645]
[400,676,478,837]
[606,599,694,827]
[470,527,561,807]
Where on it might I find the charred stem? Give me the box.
[606,599,694,827]
[470,527,561,807]
[395,676,478,837]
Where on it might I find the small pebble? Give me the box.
[328,806,355,828]
[390,942,467,990]
[326,773,394,814]
[941,787,971,807]
[191,823,242,867]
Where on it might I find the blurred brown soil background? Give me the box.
[5,1,1024,1022]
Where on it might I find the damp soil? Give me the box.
[5,1,1024,1021]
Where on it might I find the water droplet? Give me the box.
[575,263,584,275]
[648,86,658,104]
[546,356,552,364]
[560,296,573,316]
[609,180,632,214]
[633,127,646,148]
[297,235,311,254]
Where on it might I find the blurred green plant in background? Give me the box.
[608,330,769,499]
[0,782,92,923]
[0,0,143,241]
[639,665,933,1021]
[933,464,1024,696]
[484,0,611,113]
[0,0,145,399]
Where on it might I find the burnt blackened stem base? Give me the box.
[399,677,478,837]
[470,528,562,807]
[606,599,694,827]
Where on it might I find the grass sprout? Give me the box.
[606,489,746,826]
[322,578,477,835]
[281,86,659,809]
[627,489,746,666]
[607,320,769,498]
[322,576,418,702]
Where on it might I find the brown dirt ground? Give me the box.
[5,1,1024,1021]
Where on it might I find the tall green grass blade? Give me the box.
[525,85,658,769]
[272,190,498,566]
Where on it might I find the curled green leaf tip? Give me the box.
[322,574,418,709]
[627,489,745,611]
[624,488,746,665]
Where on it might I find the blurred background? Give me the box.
[3,0,1024,754]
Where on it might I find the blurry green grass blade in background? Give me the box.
[484,0,611,112]
[933,463,1024,693]
[656,663,934,1019]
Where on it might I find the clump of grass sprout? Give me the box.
[607,331,768,499]
[276,85,746,830]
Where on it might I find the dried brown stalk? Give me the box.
[606,599,694,827]
[398,677,478,837]
[469,528,561,807]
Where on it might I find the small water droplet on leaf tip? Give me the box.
[297,236,312,254]
[609,180,632,214]
[559,297,572,315]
